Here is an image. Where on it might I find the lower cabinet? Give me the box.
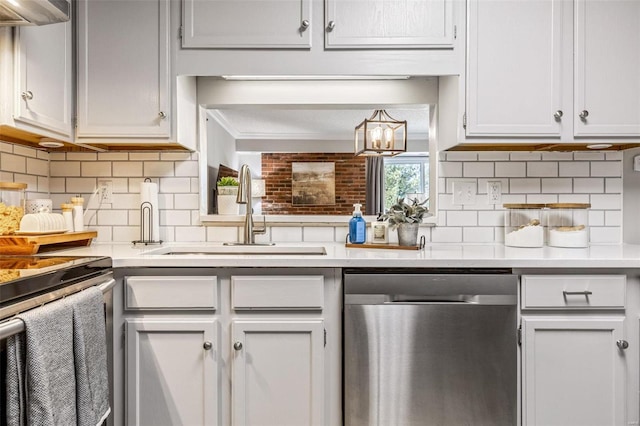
[520,274,630,426]
[231,320,324,426]
[125,319,218,425]
[521,317,627,426]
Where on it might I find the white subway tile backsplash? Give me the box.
[98,152,128,161]
[36,150,49,160]
[463,227,495,243]
[112,226,139,242]
[0,144,13,153]
[27,158,48,176]
[161,152,192,161]
[111,193,142,210]
[160,177,192,193]
[527,162,557,177]
[175,226,206,242]
[144,161,174,177]
[605,178,622,193]
[510,152,541,161]
[162,210,192,226]
[478,152,510,161]
[207,226,239,242]
[438,193,462,211]
[446,152,478,161]
[605,151,623,160]
[605,210,622,227]
[51,161,80,177]
[81,162,111,177]
[558,194,590,203]
[66,177,97,194]
[574,152,604,161]
[67,152,97,161]
[463,162,493,177]
[13,145,38,158]
[272,226,303,242]
[2,154,26,173]
[175,161,199,177]
[447,210,478,227]
[541,152,573,161]
[37,176,49,193]
[541,178,572,193]
[509,179,541,193]
[431,227,462,243]
[526,194,558,204]
[573,178,604,193]
[97,210,128,226]
[303,226,335,242]
[590,161,622,177]
[495,162,526,177]
[439,161,462,177]
[158,193,174,210]
[588,210,605,226]
[113,162,143,177]
[175,193,200,210]
[590,194,621,210]
[559,161,590,177]
[590,227,620,243]
[129,153,159,161]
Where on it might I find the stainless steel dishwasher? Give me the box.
[343,268,518,426]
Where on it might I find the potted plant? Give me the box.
[382,197,431,246]
[217,176,239,214]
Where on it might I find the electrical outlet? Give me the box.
[487,181,502,204]
[98,180,113,204]
[452,180,477,205]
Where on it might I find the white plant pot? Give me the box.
[217,185,239,214]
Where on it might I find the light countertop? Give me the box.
[52,242,640,269]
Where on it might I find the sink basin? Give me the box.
[146,245,327,256]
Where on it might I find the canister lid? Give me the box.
[0,182,27,190]
[546,203,591,209]
[503,203,546,209]
[61,203,73,211]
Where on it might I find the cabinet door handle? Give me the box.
[300,19,310,31]
[21,91,33,100]
[562,290,592,296]
[579,110,589,120]
[327,21,336,31]
[617,340,629,350]
[553,110,563,121]
[203,341,213,350]
[233,341,243,350]
[158,111,167,119]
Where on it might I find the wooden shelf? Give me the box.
[0,231,97,255]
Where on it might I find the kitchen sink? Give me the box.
[145,245,327,256]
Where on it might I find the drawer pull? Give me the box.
[562,290,592,296]
[617,340,629,350]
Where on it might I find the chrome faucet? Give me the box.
[235,164,268,244]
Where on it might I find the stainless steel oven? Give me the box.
[0,255,113,426]
[344,268,518,426]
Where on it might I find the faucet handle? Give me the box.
[253,215,267,235]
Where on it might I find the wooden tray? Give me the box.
[345,236,426,251]
[0,231,97,255]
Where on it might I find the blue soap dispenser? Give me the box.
[349,203,366,244]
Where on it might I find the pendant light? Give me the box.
[354,110,407,156]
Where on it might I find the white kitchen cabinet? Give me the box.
[325,0,454,49]
[76,0,171,140]
[182,0,311,48]
[125,318,218,426]
[521,317,627,426]
[466,0,564,136]
[573,0,640,137]
[231,320,324,426]
[0,21,72,143]
[460,0,640,145]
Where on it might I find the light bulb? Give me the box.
[383,128,394,149]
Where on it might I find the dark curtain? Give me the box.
[365,157,384,216]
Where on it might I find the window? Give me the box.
[383,154,429,210]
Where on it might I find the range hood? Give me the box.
[0,0,70,26]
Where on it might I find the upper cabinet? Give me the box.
[574,0,640,137]
[325,0,454,49]
[462,0,640,144]
[466,0,564,137]
[183,0,312,48]
[76,0,171,140]
[0,20,73,143]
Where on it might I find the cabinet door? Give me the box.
[77,0,170,138]
[574,0,640,136]
[231,320,324,426]
[182,0,311,48]
[466,0,564,136]
[325,0,454,49]
[126,319,218,425]
[14,21,72,138]
[522,317,627,426]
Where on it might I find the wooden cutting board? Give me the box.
[0,231,97,255]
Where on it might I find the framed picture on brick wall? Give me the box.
[292,162,336,205]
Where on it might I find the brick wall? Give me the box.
[261,153,367,215]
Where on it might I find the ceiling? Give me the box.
[208,107,430,141]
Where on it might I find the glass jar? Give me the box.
[546,203,590,248]
[0,182,27,235]
[503,203,545,247]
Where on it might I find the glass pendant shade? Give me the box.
[354,110,407,156]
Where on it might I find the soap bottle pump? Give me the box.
[349,203,366,244]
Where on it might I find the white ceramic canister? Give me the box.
[25,198,53,214]
[71,196,84,232]
[61,203,74,232]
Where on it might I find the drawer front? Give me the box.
[125,276,218,310]
[521,275,626,309]
[232,275,324,310]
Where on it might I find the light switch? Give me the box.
[452,180,477,205]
